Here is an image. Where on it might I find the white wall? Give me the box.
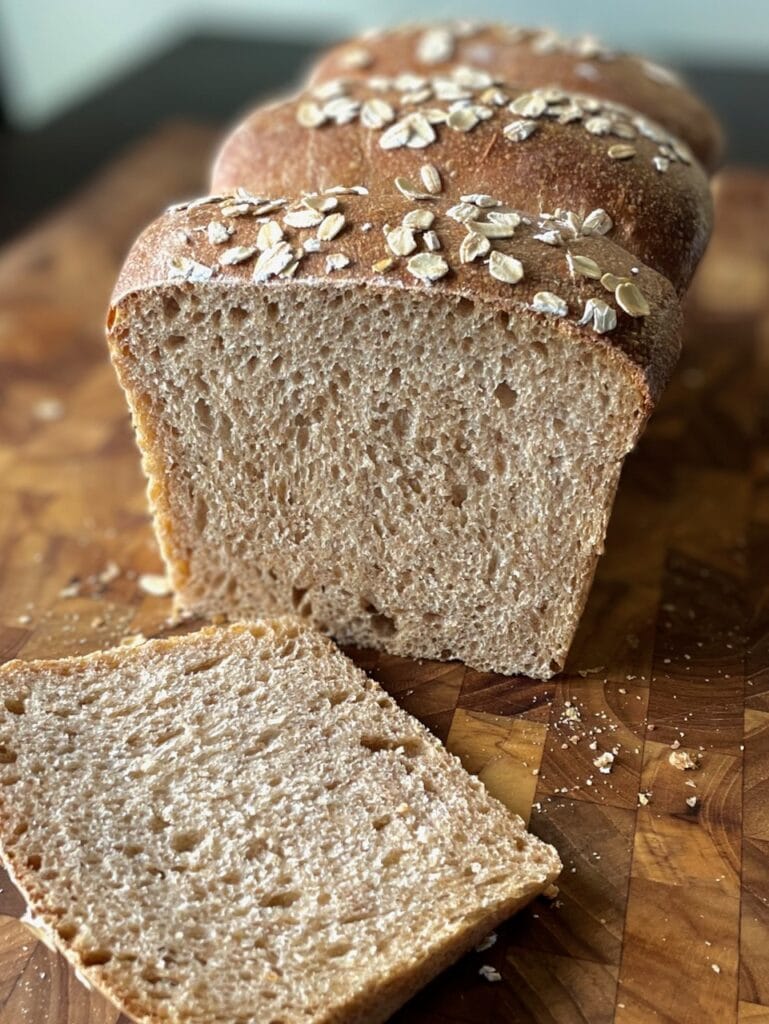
[1,0,767,127]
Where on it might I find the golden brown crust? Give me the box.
[307,22,723,171]
[211,75,712,294]
[109,188,682,410]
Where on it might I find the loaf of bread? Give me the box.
[107,24,716,678]
[0,621,560,1024]
[305,22,723,172]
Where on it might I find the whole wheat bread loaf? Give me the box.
[108,30,716,679]
[0,620,560,1024]
[305,21,722,172]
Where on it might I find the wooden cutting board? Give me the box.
[0,122,767,1024]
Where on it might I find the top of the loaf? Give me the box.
[110,173,683,412]
[211,69,712,293]
[306,21,723,171]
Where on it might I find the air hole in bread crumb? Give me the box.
[261,890,299,909]
[494,382,518,409]
[57,922,78,941]
[0,746,17,764]
[221,870,242,886]
[450,483,468,508]
[4,697,26,715]
[26,853,42,870]
[372,613,396,637]
[164,334,186,352]
[327,941,352,958]
[372,814,391,831]
[455,297,474,318]
[193,399,212,430]
[1,775,20,786]
[162,293,181,319]
[228,305,248,324]
[382,849,403,868]
[81,949,112,967]
[183,656,225,675]
[549,659,562,674]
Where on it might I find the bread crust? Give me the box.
[211,75,712,294]
[306,22,723,171]
[110,193,682,410]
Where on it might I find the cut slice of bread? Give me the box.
[0,621,560,1024]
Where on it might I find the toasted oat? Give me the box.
[168,256,213,283]
[253,242,295,281]
[566,253,602,279]
[578,298,618,334]
[406,253,449,282]
[403,209,435,231]
[423,230,441,251]
[325,252,350,272]
[468,221,517,239]
[317,213,346,241]
[219,245,258,266]
[531,291,568,317]
[387,225,418,256]
[503,119,539,142]
[447,107,479,132]
[206,221,232,245]
[296,102,327,128]
[600,272,631,292]
[459,231,490,264]
[608,144,637,160]
[395,177,433,201]
[361,98,395,129]
[257,220,284,251]
[488,251,524,284]
[372,256,395,273]
[616,281,651,316]
[284,208,324,229]
[420,163,442,195]
[581,209,613,237]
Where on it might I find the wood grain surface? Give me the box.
[0,123,767,1024]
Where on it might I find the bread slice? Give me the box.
[108,186,682,678]
[0,621,560,1024]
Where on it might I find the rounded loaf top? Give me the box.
[212,69,712,294]
[306,21,723,172]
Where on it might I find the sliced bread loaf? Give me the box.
[108,182,681,678]
[0,621,560,1024]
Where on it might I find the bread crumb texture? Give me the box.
[110,280,659,679]
[0,621,560,1024]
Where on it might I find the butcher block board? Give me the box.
[0,122,767,1024]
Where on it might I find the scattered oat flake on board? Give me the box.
[475,933,497,952]
[593,751,615,774]
[478,965,502,983]
[686,796,698,809]
[139,573,173,598]
[638,791,652,806]
[711,964,721,974]
[543,884,560,899]
[32,398,64,422]
[669,750,698,771]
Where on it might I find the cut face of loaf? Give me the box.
[0,622,561,1024]
[109,192,682,678]
[306,22,723,172]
